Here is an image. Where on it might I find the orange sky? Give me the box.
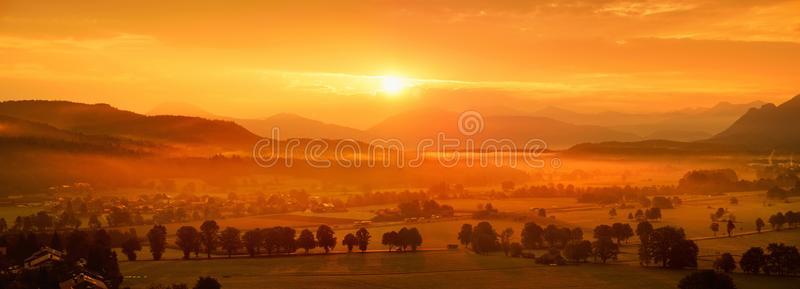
[1,0,799,128]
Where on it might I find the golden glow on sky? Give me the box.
[380,76,407,96]
[0,1,799,128]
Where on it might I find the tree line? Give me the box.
[458,220,700,269]
[0,229,123,289]
[135,221,424,261]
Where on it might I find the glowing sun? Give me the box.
[380,76,407,95]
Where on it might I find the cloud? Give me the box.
[0,33,157,52]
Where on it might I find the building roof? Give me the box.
[59,272,109,289]
[23,246,65,269]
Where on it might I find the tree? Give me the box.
[740,247,766,274]
[764,243,800,276]
[243,229,262,257]
[407,227,423,251]
[726,220,736,237]
[651,196,674,209]
[316,225,337,253]
[262,227,277,255]
[0,217,6,233]
[643,226,698,268]
[592,237,619,263]
[297,229,316,253]
[593,224,613,240]
[193,276,221,289]
[89,214,102,229]
[787,211,799,228]
[608,208,617,218]
[471,221,498,254]
[755,218,765,233]
[564,240,592,263]
[87,230,123,289]
[276,226,297,254]
[543,224,560,248]
[769,213,787,231]
[501,180,515,192]
[714,253,737,273]
[635,209,645,220]
[122,237,142,261]
[677,270,735,289]
[521,222,543,250]
[220,227,242,258]
[500,228,514,256]
[355,227,370,252]
[66,230,90,264]
[457,224,473,247]
[611,223,634,244]
[571,227,583,241]
[509,242,523,257]
[177,226,201,259]
[147,224,167,261]
[645,208,662,220]
[51,232,64,251]
[342,233,357,252]
[34,211,54,231]
[200,220,220,259]
[710,223,720,236]
[382,231,399,251]
[635,221,654,244]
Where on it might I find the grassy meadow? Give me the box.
[119,250,799,289]
[114,190,800,288]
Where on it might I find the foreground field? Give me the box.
[120,250,798,289]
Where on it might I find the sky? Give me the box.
[1,0,799,129]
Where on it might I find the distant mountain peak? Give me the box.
[778,93,800,109]
[707,95,800,152]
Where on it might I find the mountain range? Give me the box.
[534,101,765,142]
[0,96,796,194]
[149,100,764,149]
[567,95,800,155]
[706,95,800,152]
[365,108,640,149]
[1,95,796,157]
[0,100,259,155]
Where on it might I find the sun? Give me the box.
[380,76,407,95]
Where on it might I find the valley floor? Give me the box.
[119,250,798,289]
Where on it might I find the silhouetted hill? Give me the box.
[237,113,375,141]
[707,95,800,152]
[368,108,641,149]
[0,100,261,152]
[0,114,160,155]
[148,102,373,141]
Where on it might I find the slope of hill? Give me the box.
[148,102,372,141]
[236,113,375,141]
[0,100,261,152]
[367,109,641,149]
[707,95,800,152]
[0,114,161,155]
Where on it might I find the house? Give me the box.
[1,265,21,275]
[23,246,65,270]
[59,271,109,289]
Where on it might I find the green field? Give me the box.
[116,190,800,289]
[120,250,798,289]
